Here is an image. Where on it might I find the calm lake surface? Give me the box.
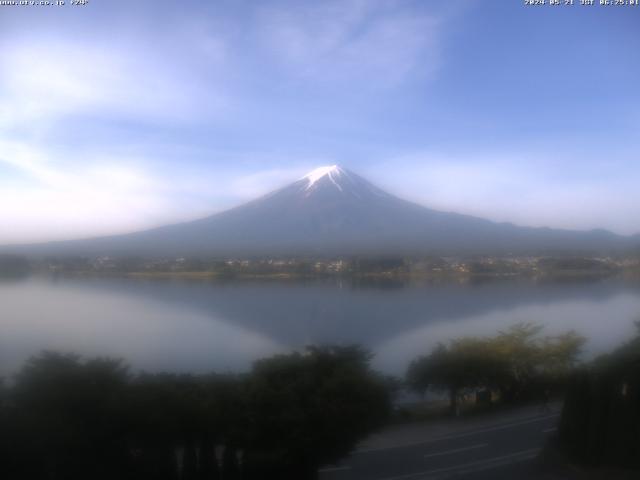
[1,275,639,376]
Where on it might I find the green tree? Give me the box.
[407,323,586,410]
[9,352,130,480]
[0,346,393,480]
[407,338,505,414]
[491,323,545,401]
[244,345,390,479]
[558,321,640,469]
[540,330,586,378]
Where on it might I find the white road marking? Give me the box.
[319,465,351,473]
[357,414,559,454]
[423,443,488,459]
[376,448,541,480]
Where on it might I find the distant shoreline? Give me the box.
[3,251,639,282]
[21,268,639,283]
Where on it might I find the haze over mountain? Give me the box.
[4,166,637,258]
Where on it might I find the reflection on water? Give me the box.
[1,276,639,375]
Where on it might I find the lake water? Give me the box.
[1,275,639,376]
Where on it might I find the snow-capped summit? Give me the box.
[295,165,389,200]
[302,165,345,191]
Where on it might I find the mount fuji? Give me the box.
[4,165,635,257]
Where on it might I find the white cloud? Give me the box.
[0,141,174,243]
[0,34,229,131]
[0,12,243,244]
[257,0,440,87]
[0,141,319,244]
[226,162,338,200]
[367,152,640,235]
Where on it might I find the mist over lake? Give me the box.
[2,275,639,376]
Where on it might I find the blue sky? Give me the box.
[0,0,638,243]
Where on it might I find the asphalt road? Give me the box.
[319,405,560,480]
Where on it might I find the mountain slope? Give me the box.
[4,165,635,257]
